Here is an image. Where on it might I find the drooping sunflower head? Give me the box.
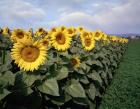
[2,27,10,36]
[70,56,81,69]
[65,27,76,37]
[81,31,95,51]
[77,27,84,33]
[11,29,31,42]
[11,39,47,71]
[35,28,47,37]
[50,29,72,51]
[60,26,67,32]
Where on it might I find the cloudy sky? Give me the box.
[0,0,140,34]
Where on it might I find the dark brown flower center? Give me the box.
[56,32,66,45]
[84,38,91,47]
[52,28,57,32]
[95,32,100,37]
[21,46,40,62]
[42,40,49,46]
[16,31,24,39]
[39,28,44,32]
[67,29,73,34]
[79,27,83,31]
[71,58,78,66]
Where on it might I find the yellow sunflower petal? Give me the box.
[11,38,47,71]
[71,56,81,69]
[50,28,72,51]
[80,31,95,51]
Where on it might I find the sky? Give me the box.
[0,0,140,34]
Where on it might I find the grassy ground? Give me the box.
[99,40,140,109]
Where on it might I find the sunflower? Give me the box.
[2,27,10,36]
[120,38,128,43]
[71,56,81,69]
[11,38,47,71]
[49,27,57,35]
[80,31,89,39]
[77,27,84,33]
[59,26,67,31]
[94,30,103,41]
[101,33,108,41]
[65,27,76,37]
[40,37,50,47]
[111,36,118,42]
[80,31,95,51]
[50,28,72,51]
[35,28,47,37]
[51,27,57,32]
[11,29,31,42]
[123,39,128,43]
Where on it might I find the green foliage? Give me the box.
[65,79,86,98]
[0,34,128,109]
[56,67,68,80]
[37,78,59,96]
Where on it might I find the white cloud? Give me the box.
[1,0,45,18]
[93,0,140,33]
[0,0,139,33]
[48,0,140,34]
[50,12,99,30]
[0,0,46,28]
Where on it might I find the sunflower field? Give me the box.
[0,27,128,109]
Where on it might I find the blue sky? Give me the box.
[0,0,140,34]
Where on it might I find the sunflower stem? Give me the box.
[56,52,59,69]
[0,46,11,50]
[2,48,6,64]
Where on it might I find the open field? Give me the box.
[99,39,140,109]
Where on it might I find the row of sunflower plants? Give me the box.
[0,27,128,109]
